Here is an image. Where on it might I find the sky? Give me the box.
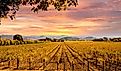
[0,0,121,36]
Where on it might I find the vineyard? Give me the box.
[0,41,121,71]
[0,39,42,46]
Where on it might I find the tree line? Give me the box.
[0,34,40,46]
[92,37,121,42]
[0,34,64,46]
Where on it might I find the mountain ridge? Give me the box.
[0,34,96,40]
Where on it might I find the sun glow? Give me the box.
[77,21,100,27]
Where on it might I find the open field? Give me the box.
[0,41,121,71]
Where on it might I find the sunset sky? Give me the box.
[0,0,121,36]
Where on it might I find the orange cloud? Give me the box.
[1,0,121,36]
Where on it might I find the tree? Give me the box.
[103,37,108,41]
[0,0,78,24]
[13,34,23,41]
[0,35,1,40]
[92,38,104,41]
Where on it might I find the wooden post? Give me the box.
[16,58,19,69]
[56,62,59,70]
[8,60,10,68]
[63,59,66,71]
[82,59,84,70]
[102,61,105,71]
[115,60,117,71]
[109,60,111,70]
[115,65,117,71]
[28,58,32,70]
[87,60,90,71]
[0,18,1,25]
[43,59,45,70]
[71,61,74,71]
[115,53,118,71]
[96,58,97,68]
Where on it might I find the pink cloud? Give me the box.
[1,0,121,36]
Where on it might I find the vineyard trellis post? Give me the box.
[0,17,2,25]
[16,58,19,69]
[115,53,118,71]
[82,58,85,70]
[109,60,111,70]
[115,65,117,71]
[8,60,10,68]
[115,60,117,71]
[71,61,74,71]
[28,57,32,70]
[43,59,45,70]
[102,61,105,71]
[63,58,66,71]
[56,61,59,70]
[87,60,90,71]
[95,57,98,68]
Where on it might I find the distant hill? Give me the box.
[0,34,95,41]
[60,36,80,41]
[0,35,13,39]
[83,36,96,40]
[0,35,43,40]
[23,36,43,40]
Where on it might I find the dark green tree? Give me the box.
[13,34,23,41]
[0,0,78,24]
[103,37,108,41]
